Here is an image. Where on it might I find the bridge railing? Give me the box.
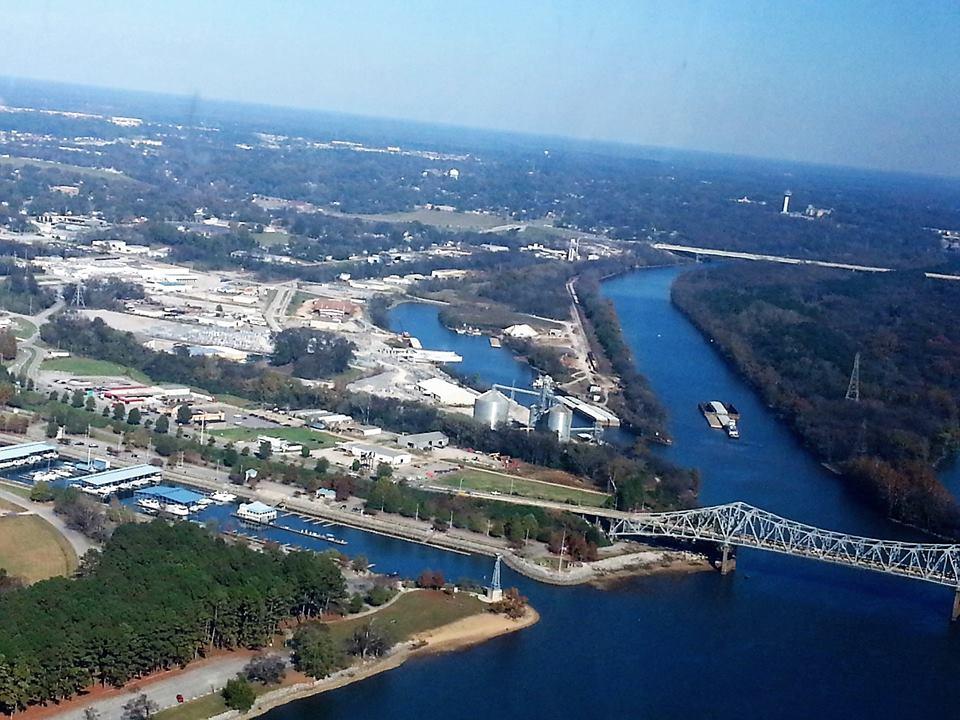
[608,502,960,588]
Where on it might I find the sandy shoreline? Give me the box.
[236,607,540,720]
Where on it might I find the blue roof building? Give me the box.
[135,485,207,507]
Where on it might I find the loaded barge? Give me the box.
[699,401,741,439]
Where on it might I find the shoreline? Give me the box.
[228,606,540,720]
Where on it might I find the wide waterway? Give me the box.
[265,266,960,720]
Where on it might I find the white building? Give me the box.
[417,377,478,407]
[237,501,278,524]
[256,436,303,454]
[341,442,413,467]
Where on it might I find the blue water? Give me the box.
[388,302,536,392]
[262,267,960,720]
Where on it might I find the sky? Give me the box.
[1,0,959,176]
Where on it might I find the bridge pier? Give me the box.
[952,589,960,622]
[720,544,736,575]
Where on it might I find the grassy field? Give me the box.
[154,692,228,720]
[0,515,77,583]
[251,230,292,248]
[436,468,609,507]
[0,481,32,500]
[41,356,152,383]
[0,497,24,512]
[0,156,140,183]
[288,290,317,315]
[327,590,484,645]
[10,317,37,339]
[210,425,338,450]
[215,393,252,409]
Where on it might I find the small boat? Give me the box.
[164,504,190,517]
[211,491,237,504]
[726,421,740,439]
[137,497,162,512]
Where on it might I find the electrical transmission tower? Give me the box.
[72,282,85,308]
[845,352,860,402]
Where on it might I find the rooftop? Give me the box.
[0,442,58,462]
[402,431,448,443]
[78,464,162,487]
[136,485,206,505]
[342,442,412,459]
[240,501,276,514]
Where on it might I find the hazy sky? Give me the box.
[2,0,959,176]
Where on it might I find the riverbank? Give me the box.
[189,605,540,720]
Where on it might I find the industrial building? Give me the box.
[417,377,478,407]
[0,442,59,471]
[400,432,449,451]
[297,409,354,430]
[74,464,163,498]
[341,442,413,467]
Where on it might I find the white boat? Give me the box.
[726,421,740,439]
[164,504,190,517]
[137,497,162,512]
[211,491,237,504]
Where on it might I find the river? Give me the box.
[265,267,960,720]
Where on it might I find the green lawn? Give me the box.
[210,425,338,450]
[436,468,609,507]
[41,356,152,383]
[154,692,228,720]
[0,481,32,500]
[10,318,37,340]
[0,156,140,184]
[215,394,252,409]
[327,590,484,646]
[288,290,317,315]
[251,230,292,248]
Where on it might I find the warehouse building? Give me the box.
[340,442,413,467]
[400,432,449,451]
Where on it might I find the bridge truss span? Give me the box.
[608,501,960,589]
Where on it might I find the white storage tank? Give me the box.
[473,389,510,429]
[546,403,573,442]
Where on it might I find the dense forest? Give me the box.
[271,328,355,379]
[673,264,960,536]
[0,521,344,713]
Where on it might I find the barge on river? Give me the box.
[699,401,741,439]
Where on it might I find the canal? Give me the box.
[265,267,960,720]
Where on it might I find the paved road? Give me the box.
[52,652,286,720]
[0,485,96,559]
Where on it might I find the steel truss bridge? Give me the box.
[607,501,960,616]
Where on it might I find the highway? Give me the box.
[652,242,960,280]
